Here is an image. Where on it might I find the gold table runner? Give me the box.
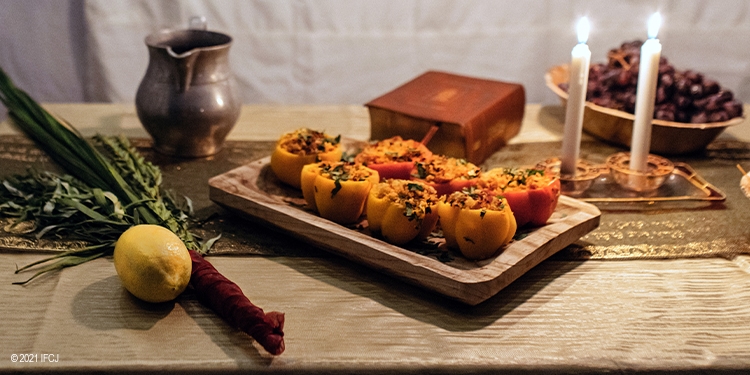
[2,134,749,261]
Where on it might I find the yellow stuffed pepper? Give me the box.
[366,180,439,246]
[301,161,379,224]
[270,128,342,189]
[437,187,517,260]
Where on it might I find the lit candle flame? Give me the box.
[647,12,661,39]
[577,17,590,44]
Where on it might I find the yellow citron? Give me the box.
[113,224,192,303]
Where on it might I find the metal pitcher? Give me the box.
[135,18,240,157]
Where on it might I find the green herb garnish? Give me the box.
[407,182,424,192]
[322,163,350,198]
[331,179,343,198]
[415,163,428,179]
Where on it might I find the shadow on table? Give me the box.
[278,251,586,332]
[176,290,276,364]
[72,275,173,331]
[71,274,275,363]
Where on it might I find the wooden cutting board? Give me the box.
[209,157,601,305]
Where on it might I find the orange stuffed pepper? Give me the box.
[479,168,560,228]
[437,187,517,260]
[301,161,379,224]
[366,180,439,246]
[270,128,342,189]
[354,136,432,181]
[411,155,481,196]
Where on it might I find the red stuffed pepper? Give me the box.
[479,168,560,228]
[354,136,432,181]
[411,155,481,196]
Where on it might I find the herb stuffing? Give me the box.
[369,180,438,223]
[480,167,549,191]
[442,186,507,212]
[278,128,340,156]
[317,161,376,198]
[353,136,431,164]
[412,155,481,183]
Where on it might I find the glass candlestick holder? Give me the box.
[605,152,674,193]
[535,153,724,206]
[535,157,601,197]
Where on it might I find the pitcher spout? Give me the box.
[166,48,200,92]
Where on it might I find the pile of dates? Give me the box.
[559,40,744,123]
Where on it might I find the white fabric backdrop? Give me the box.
[1,0,749,108]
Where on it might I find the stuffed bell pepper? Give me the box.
[301,161,379,224]
[354,136,432,180]
[479,168,560,227]
[366,179,439,246]
[411,155,481,196]
[270,128,342,188]
[437,187,517,261]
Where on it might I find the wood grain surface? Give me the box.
[209,157,601,305]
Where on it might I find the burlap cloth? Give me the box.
[2,134,749,260]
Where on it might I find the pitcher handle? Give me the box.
[189,15,207,30]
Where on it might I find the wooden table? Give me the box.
[2,103,750,374]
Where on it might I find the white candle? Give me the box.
[560,17,591,176]
[630,12,663,172]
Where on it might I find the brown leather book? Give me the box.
[366,71,525,164]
